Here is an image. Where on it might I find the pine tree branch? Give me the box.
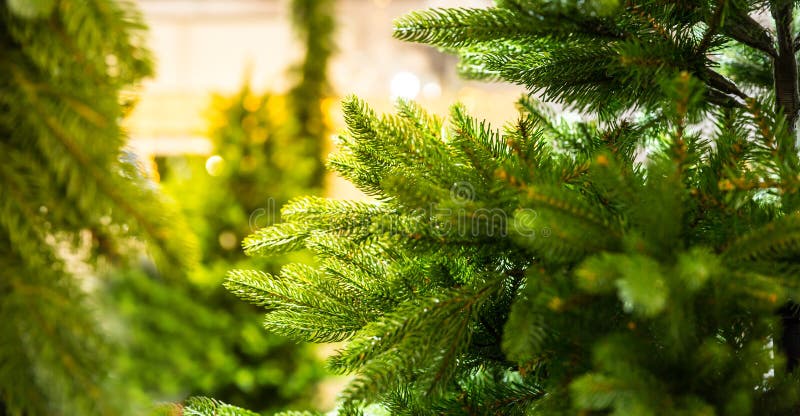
[243,222,312,256]
[696,0,727,53]
[706,89,747,109]
[182,397,260,416]
[394,8,535,48]
[14,73,192,275]
[721,10,777,58]
[704,69,747,100]
[0,207,109,415]
[723,213,800,263]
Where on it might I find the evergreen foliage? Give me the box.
[0,1,197,414]
[182,397,261,416]
[215,0,800,414]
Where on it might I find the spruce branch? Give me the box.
[720,9,777,58]
[8,63,196,277]
[706,89,747,108]
[242,222,310,256]
[722,213,800,263]
[182,397,260,416]
[703,68,749,101]
[695,0,727,54]
[393,8,529,48]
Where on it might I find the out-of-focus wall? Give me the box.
[329,0,522,121]
[127,0,523,155]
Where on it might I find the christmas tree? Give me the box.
[0,0,196,414]
[215,0,800,414]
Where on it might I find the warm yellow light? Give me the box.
[205,155,225,176]
[242,93,262,112]
[218,231,238,250]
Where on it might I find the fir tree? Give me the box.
[0,0,195,414]
[216,0,800,414]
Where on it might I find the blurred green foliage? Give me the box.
[0,0,197,414]
[101,0,336,412]
[102,89,328,414]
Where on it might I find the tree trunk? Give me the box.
[772,0,799,129]
[772,0,800,372]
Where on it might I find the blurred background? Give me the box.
[126,0,520,164]
[116,0,525,413]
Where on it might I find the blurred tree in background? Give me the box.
[0,0,197,414]
[102,0,336,413]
